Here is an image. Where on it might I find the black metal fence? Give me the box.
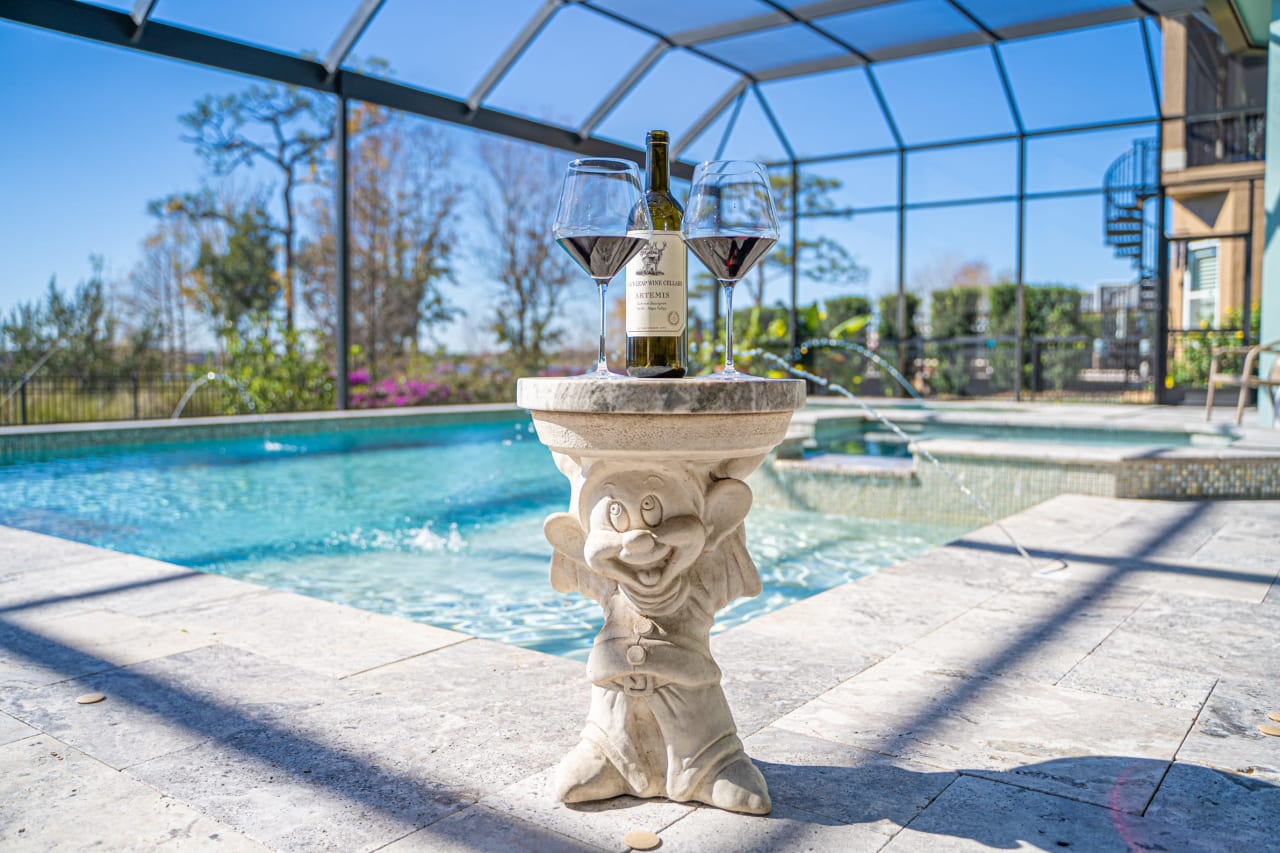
[0,374,236,426]
[809,335,1154,400]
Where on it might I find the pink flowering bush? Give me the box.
[349,372,469,408]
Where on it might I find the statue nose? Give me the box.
[622,529,656,554]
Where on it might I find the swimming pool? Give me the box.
[809,420,1213,458]
[0,412,965,657]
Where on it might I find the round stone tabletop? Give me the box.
[516,377,806,415]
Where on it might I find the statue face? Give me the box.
[581,472,706,599]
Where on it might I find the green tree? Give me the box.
[210,314,334,413]
[1,258,120,380]
[877,292,920,340]
[180,82,334,332]
[195,203,279,340]
[928,286,986,395]
[988,283,1090,390]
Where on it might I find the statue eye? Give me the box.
[639,494,662,528]
[607,500,630,532]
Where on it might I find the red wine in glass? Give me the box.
[552,158,650,378]
[685,235,777,283]
[556,235,647,281]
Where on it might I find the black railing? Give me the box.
[0,374,237,426]
[810,335,1153,400]
[1186,109,1266,167]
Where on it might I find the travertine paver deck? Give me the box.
[1,494,1278,851]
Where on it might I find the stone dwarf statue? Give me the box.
[542,453,771,815]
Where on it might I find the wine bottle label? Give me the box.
[625,231,686,337]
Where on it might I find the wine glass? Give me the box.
[682,161,779,379]
[553,158,651,378]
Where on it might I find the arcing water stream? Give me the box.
[746,348,1041,571]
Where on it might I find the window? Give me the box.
[1183,240,1219,328]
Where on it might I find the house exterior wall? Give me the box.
[1161,14,1267,332]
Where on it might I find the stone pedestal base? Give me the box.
[517,377,805,815]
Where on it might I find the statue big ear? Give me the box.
[703,478,752,551]
[544,512,587,594]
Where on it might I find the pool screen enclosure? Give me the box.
[0,0,1252,404]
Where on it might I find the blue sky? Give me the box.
[0,4,1162,351]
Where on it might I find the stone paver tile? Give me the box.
[0,711,36,746]
[951,495,1136,553]
[0,525,114,576]
[724,571,994,664]
[656,801,886,853]
[382,805,607,853]
[0,734,268,851]
[349,637,583,692]
[774,657,1195,808]
[1189,522,1280,573]
[345,639,589,746]
[1077,501,1222,560]
[890,578,1148,684]
[1,644,353,770]
[152,589,469,679]
[711,627,869,738]
[1177,677,1280,783]
[0,616,120,693]
[0,551,259,620]
[743,726,955,836]
[1201,500,1280,532]
[1140,760,1280,851]
[1059,555,1276,603]
[6,608,216,677]
[881,775,1138,852]
[1057,649,1217,711]
[128,692,529,853]
[879,544,1037,592]
[1084,592,1280,683]
[481,768,692,853]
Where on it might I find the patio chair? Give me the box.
[1205,339,1280,425]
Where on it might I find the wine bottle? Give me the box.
[626,130,688,378]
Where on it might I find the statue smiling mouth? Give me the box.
[617,533,675,587]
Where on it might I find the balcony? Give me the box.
[1185,108,1266,167]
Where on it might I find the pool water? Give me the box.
[814,421,1204,458]
[0,416,965,657]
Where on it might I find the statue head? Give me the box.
[544,460,753,614]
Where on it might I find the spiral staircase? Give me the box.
[1103,137,1160,310]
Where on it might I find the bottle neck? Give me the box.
[647,141,670,193]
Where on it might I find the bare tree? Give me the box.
[122,215,196,373]
[180,83,334,332]
[297,106,462,377]
[475,137,577,371]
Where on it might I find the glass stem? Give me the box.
[596,279,609,374]
[723,282,736,374]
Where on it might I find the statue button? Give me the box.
[626,645,647,665]
[635,618,653,635]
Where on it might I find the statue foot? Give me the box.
[696,757,771,815]
[553,740,629,804]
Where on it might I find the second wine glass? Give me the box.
[682,161,779,379]
[553,158,651,378]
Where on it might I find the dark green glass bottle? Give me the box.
[626,130,688,378]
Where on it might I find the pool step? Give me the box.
[773,452,916,478]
